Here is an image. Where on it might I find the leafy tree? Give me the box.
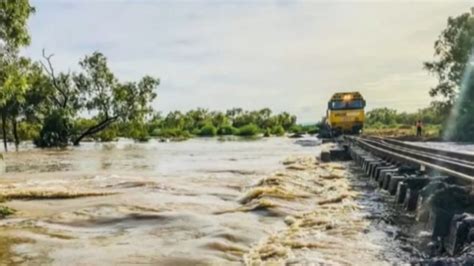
[365,108,398,126]
[225,108,243,124]
[38,51,159,146]
[271,125,285,136]
[127,121,149,142]
[236,124,260,137]
[198,123,217,136]
[34,109,72,147]
[424,9,474,141]
[163,111,185,130]
[217,125,236,135]
[275,112,297,130]
[37,51,82,147]
[0,0,35,51]
[0,58,29,150]
[0,0,35,151]
[424,11,474,104]
[210,111,229,128]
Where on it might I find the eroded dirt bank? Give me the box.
[0,139,412,265]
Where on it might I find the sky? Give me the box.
[24,0,473,123]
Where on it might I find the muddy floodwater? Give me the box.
[0,138,416,265]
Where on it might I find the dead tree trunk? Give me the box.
[1,112,7,152]
[73,116,118,146]
[11,117,19,151]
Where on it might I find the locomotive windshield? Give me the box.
[329,100,365,110]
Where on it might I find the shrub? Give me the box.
[198,124,217,136]
[0,206,15,218]
[271,125,285,136]
[307,126,319,135]
[217,125,236,135]
[34,111,72,147]
[18,122,41,141]
[95,126,118,142]
[263,128,271,137]
[289,125,303,134]
[237,124,260,136]
[130,130,150,142]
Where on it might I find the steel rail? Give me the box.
[361,138,474,174]
[364,136,474,164]
[348,136,474,183]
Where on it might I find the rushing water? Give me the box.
[0,137,416,265]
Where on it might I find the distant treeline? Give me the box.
[2,108,319,145]
[145,108,319,139]
[365,104,448,129]
[0,2,321,152]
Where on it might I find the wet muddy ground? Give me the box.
[0,138,421,265]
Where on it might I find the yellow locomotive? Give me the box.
[320,92,366,137]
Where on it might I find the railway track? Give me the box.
[340,136,474,260]
[347,136,474,184]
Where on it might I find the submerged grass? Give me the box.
[0,189,117,200]
[0,195,15,218]
[0,205,16,218]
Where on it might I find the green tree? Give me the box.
[424,11,474,105]
[0,0,35,151]
[0,0,35,50]
[365,108,398,126]
[236,124,260,137]
[72,52,159,145]
[164,111,185,130]
[0,59,29,150]
[198,123,217,136]
[37,51,81,147]
[425,9,474,141]
[276,112,297,130]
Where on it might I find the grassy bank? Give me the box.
[363,124,442,141]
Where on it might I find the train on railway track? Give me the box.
[319,91,366,138]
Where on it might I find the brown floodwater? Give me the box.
[0,137,415,265]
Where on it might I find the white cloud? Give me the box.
[24,0,473,123]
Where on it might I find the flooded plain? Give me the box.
[0,137,415,265]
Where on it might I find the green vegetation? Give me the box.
[424,10,474,141]
[365,106,446,128]
[198,124,217,137]
[0,0,36,151]
[0,197,15,218]
[236,124,260,136]
[145,108,302,139]
[0,1,160,150]
[0,206,15,218]
[362,8,474,142]
[364,106,444,138]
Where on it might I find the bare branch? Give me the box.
[40,49,68,108]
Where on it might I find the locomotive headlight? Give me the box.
[342,94,353,101]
